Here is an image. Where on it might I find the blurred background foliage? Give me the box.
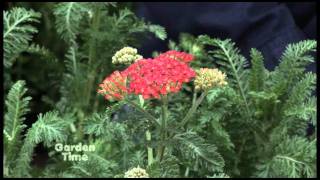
[3,2,149,124]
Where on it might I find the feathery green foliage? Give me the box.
[14,111,68,177]
[4,80,31,173]
[53,2,91,44]
[147,24,167,40]
[83,102,126,138]
[249,48,265,91]
[66,153,117,178]
[256,136,316,178]
[270,40,316,98]
[3,7,41,67]
[197,35,251,119]
[195,36,316,177]
[174,131,225,174]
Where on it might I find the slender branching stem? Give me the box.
[146,130,153,166]
[180,91,207,127]
[157,94,168,161]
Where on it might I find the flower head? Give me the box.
[112,47,143,65]
[98,71,128,101]
[156,50,194,63]
[124,166,149,178]
[123,53,196,99]
[194,68,227,91]
[99,50,196,100]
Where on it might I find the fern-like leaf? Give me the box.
[270,40,316,97]
[14,111,68,177]
[147,154,180,178]
[255,136,316,178]
[67,153,117,177]
[147,24,167,40]
[26,43,57,62]
[54,2,90,43]
[198,35,251,118]
[249,48,265,91]
[174,131,225,172]
[4,80,32,169]
[4,81,31,177]
[3,7,41,67]
[283,72,316,112]
[83,102,126,138]
[280,73,316,135]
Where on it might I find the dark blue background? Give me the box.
[135,2,317,72]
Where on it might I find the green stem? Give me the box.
[75,6,101,140]
[76,110,84,140]
[88,6,101,67]
[157,95,168,161]
[192,89,197,105]
[275,155,307,166]
[146,130,153,166]
[85,6,101,108]
[217,42,270,145]
[184,167,190,177]
[219,44,251,118]
[180,91,207,127]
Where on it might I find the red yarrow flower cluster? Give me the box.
[123,56,195,99]
[98,50,196,100]
[157,50,194,63]
[98,71,127,101]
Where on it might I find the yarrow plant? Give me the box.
[98,48,229,177]
[3,3,316,178]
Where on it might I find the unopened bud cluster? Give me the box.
[112,47,143,65]
[194,68,227,91]
[124,166,149,178]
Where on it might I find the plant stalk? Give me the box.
[146,130,153,166]
[180,91,207,127]
[157,95,168,161]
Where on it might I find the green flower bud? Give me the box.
[112,47,143,65]
[194,68,227,91]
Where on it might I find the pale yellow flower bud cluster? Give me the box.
[194,68,227,91]
[124,166,149,178]
[112,47,143,65]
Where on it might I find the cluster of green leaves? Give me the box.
[4,81,68,177]
[163,33,316,177]
[3,7,41,68]
[193,35,317,177]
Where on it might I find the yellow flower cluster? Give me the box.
[194,68,227,91]
[124,166,149,178]
[112,47,143,65]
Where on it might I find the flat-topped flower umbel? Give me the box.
[157,50,194,63]
[123,56,195,99]
[99,50,196,100]
[194,68,227,91]
[98,71,128,101]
